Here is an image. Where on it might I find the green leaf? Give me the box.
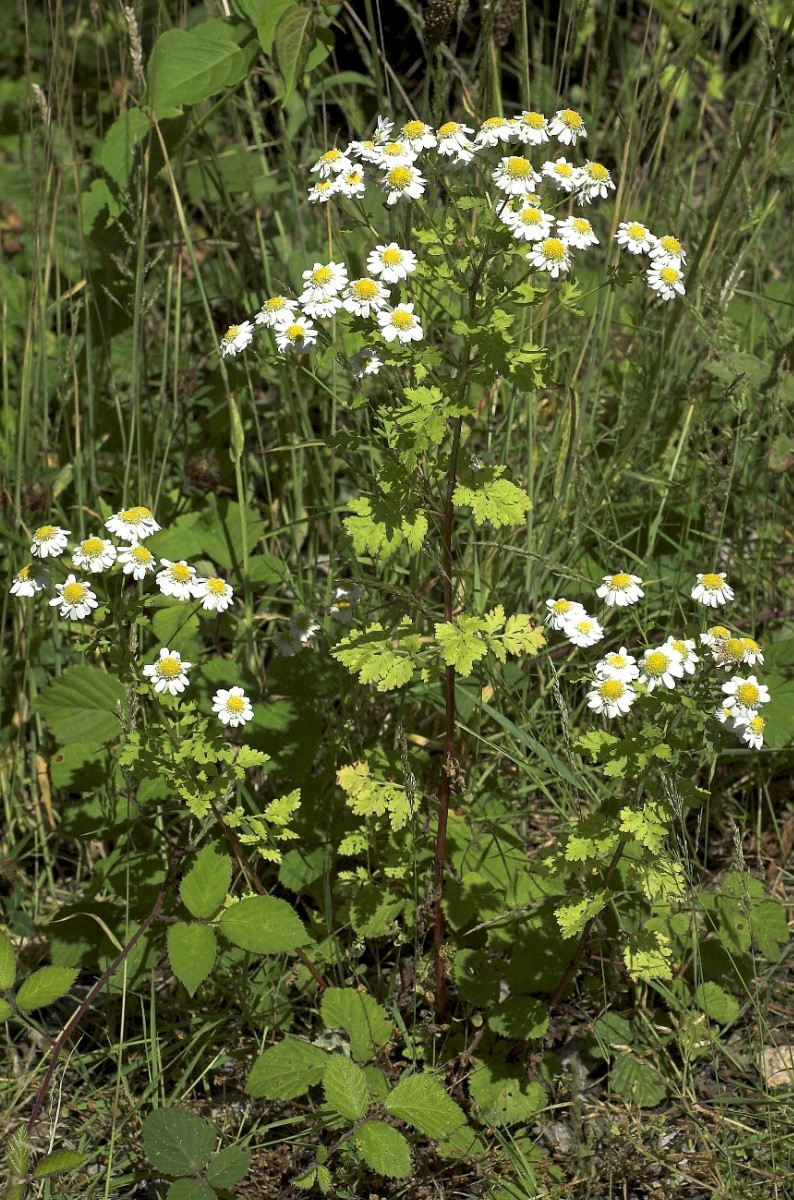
[99,107,151,190]
[332,622,423,693]
[142,1108,216,1175]
[246,1038,327,1099]
[385,1072,466,1140]
[180,844,233,919]
[321,987,392,1061]
[0,930,15,990]
[453,474,530,528]
[555,892,607,939]
[453,949,500,1007]
[32,1149,90,1179]
[167,1180,215,1200]
[167,923,216,996]
[217,895,310,954]
[0,998,13,1020]
[751,899,789,961]
[336,761,410,830]
[468,1059,547,1127]
[355,1121,411,1179]
[274,3,315,98]
[608,1055,667,1107]
[147,20,247,117]
[622,929,673,982]
[206,1144,253,1188]
[344,496,428,560]
[323,1055,370,1121]
[36,666,126,746]
[695,982,740,1025]
[255,0,296,53]
[16,966,78,1012]
[488,997,549,1040]
[434,617,489,677]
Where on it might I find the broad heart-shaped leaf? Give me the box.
[32,1150,90,1179]
[274,3,315,98]
[142,1108,216,1175]
[217,895,310,954]
[180,844,232,919]
[205,1143,252,1188]
[320,988,392,1062]
[0,930,15,989]
[385,1072,466,1140]
[16,966,78,1012]
[245,1038,327,1100]
[36,666,125,746]
[167,1179,215,1200]
[147,20,246,117]
[255,0,295,53]
[323,1054,370,1121]
[355,1121,411,1179]
[167,923,216,996]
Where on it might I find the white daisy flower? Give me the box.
[503,203,554,243]
[273,628,304,657]
[647,263,686,301]
[118,543,157,580]
[375,140,418,169]
[274,317,318,355]
[143,647,191,696]
[342,277,390,318]
[10,564,51,597]
[329,582,361,624]
[649,235,687,267]
[299,261,348,317]
[492,155,542,196]
[156,559,197,601]
[544,597,587,630]
[335,167,367,199]
[72,536,117,574]
[400,120,438,151]
[587,677,638,719]
[665,636,699,674]
[349,347,383,378]
[548,108,587,145]
[596,571,644,607]
[577,161,615,204]
[715,704,740,731]
[220,321,254,359]
[474,116,517,149]
[436,120,476,162]
[255,296,298,328]
[308,178,338,204]
[105,505,160,542]
[347,138,382,164]
[212,686,254,727]
[382,164,426,205]
[193,576,234,613]
[541,157,580,192]
[691,572,733,607]
[31,524,70,559]
[527,236,572,278]
[290,613,321,643]
[615,221,654,255]
[699,624,731,648]
[513,110,549,146]
[366,243,417,282]
[739,713,766,750]
[374,116,395,143]
[563,614,604,648]
[310,148,352,178]
[639,645,685,691]
[739,637,764,667]
[595,648,639,682]
[721,674,770,721]
[558,215,599,249]
[377,303,423,344]
[709,634,749,670]
[48,574,98,621]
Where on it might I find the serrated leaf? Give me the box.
[217,895,310,954]
[180,844,232,919]
[434,617,489,677]
[36,666,125,746]
[255,0,295,53]
[0,930,15,989]
[453,475,530,528]
[321,987,392,1061]
[167,923,216,996]
[623,929,673,982]
[32,1150,90,1179]
[336,761,410,830]
[385,1072,466,1139]
[332,622,423,693]
[344,496,428,560]
[488,997,548,1040]
[356,1121,411,1178]
[608,1055,667,1107]
[555,892,607,939]
[167,1179,215,1200]
[16,966,78,1012]
[453,949,500,1007]
[147,20,247,117]
[695,981,740,1025]
[245,1038,327,1099]
[323,1054,370,1121]
[142,1108,215,1175]
[206,1144,253,1188]
[469,1058,546,1127]
[0,998,13,1020]
[274,4,315,98]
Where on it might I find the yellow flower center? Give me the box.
[560,109,583,128]
[18,566,32,580]
[609,573,632,589]
[702,573,724,590]
[352,279,379,299]
[314,180,333,192]
[121,506,152,522]
[521,111,545,128]
[659,236,682,255]
[554,163,573,177]
[483,117,507,129]
[572,218,591,234]
[600,679,625,701]
[748,715,765,733]
[586,162,609,181]
[63,582,86,604]
[709,625,729,639]
[628,223,647,239]
[723,638,745,660]
[312,266,333,285]
[321,149,342,163]
[660,266,680,284]
[334,599,352,611]
[35,525,56,539]
[388,166,413,188]
[552,600,572,614]
[265,296,288,312]
[391,310,414,330]
[506,156,531,178]
[438,122,459,136]
[541,238,566,262]
[671,640,689,658]
[158,657,182,680]
[607,654,627,668]
[360,140,375,151]
[345,170,363,184]
[81,537,104,556]
[382,248,402,266]
[645,651,669,677]
[520,208,542,224]
[132,546,152,563]
[736,682,759,707]
[575,619,593,634]
[170,564,192,583]
[741,638,760,653]
[286,324,305,342]
[226,695,245,714]
[402,121,425,138]
[206,578,227,595]
[223,326,240,341]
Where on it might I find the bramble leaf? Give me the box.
[385,1072,467,1139]
[323,1054,370,1121]
[355,1122,411,1178]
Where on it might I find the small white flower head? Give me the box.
[563,613,605,648]
[348,138,381,164]
[377,303,423,344]
[558,215,599,249]
[639,645,684,691]
[474,116,517,149]
[691,572,734,607]
[503,203,554,243]
[220,321,254,359]
[308,178,338,204]
[513,110,549,146]
[118,543,157,580]
[400,120,438,152]
[647,262,685,301]
[299,261,348,317]
[587,677,638,719]
[10,564,51,597]
[577,161,615,204]
[349,346,383,379]
[596,571,644,608]
[649,234,687,267]
[212,686,254,727]
[274,317,318,355]
[273,627,304,657]
[143,647,191,696]
[31,524,70,559]
[373,115,394,143]
[436,121,476,159]
[595,648,639,682]
[329,582,361,624]
[194,576,234,613]
[156,558,197,600]
[700,624,731,648]
[367,243,417,283]
[335,167,367,199]
[492,155,542,196]
[715,703,740,731]
[665,636,699,675]
[375,140,418,168]
[528,236,572,278]
[290,612,321,644]
[616,221,654,255]
[255,296,297,328]
[545,597,586,630]
[382,163,426,205]
[105,505,160,542]
[739,713,766,750]
[72,536,117,574]
[739,637,764,667]
[342,277,390,318]
[542,157,580,192]
[721,674,771,721]
[48,574,98,621]
[710,634,750,670]
[310,148,352,178]
[549,108,587,145]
